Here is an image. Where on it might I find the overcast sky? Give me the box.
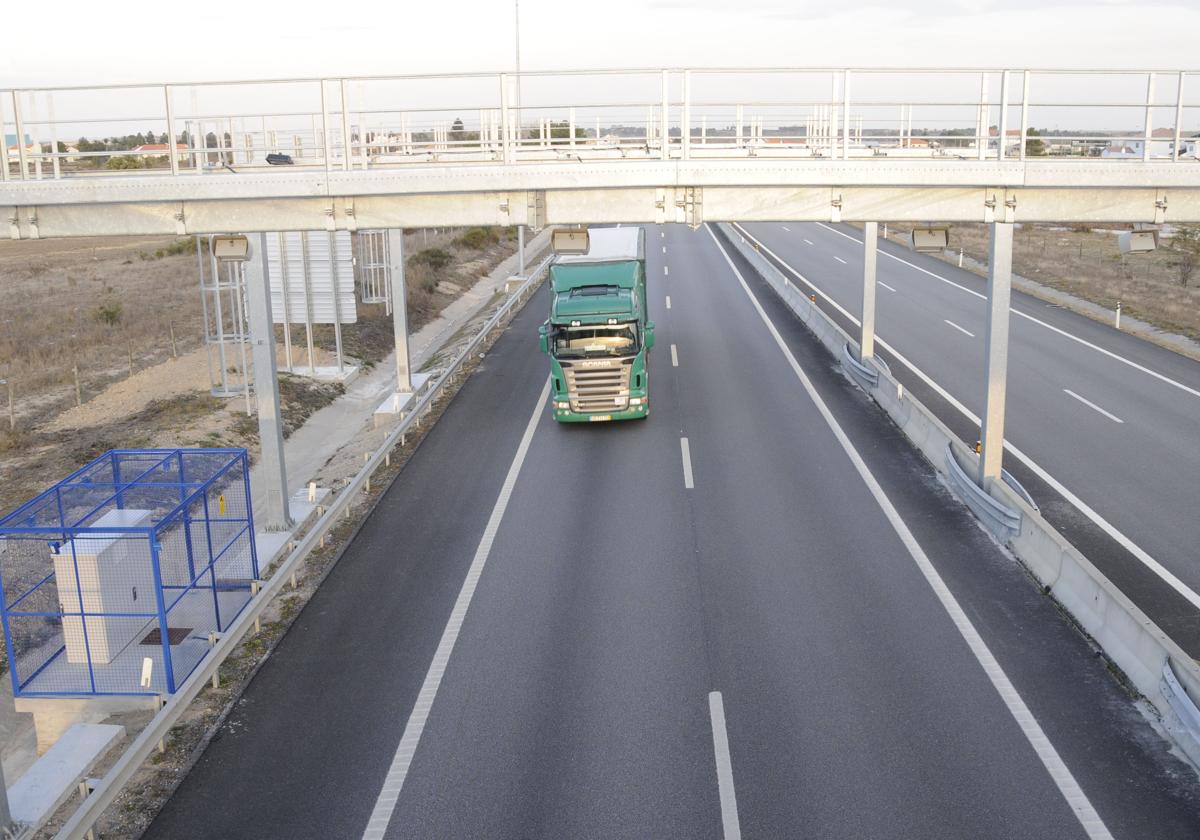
[4,0,1199,88]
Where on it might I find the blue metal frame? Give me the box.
[0,448,257,697]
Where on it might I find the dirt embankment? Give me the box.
[0,226,519,520]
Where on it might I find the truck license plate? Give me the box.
[589,415,612,422]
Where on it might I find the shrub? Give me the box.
[454,227,499,250]
[94,302,123,326]
[409,248,453,271]
[105,155,149,170]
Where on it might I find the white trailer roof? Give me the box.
[555,227,644,264]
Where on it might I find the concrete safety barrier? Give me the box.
[716,222,1200,768]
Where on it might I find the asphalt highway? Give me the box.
[738,221,1200,654]
[144,225,1200,840]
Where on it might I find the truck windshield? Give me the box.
[553,324,639,358]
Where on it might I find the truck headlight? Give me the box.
[555,401,571,409]
[629,397,643,406]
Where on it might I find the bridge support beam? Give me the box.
[860,221,878,361]
[978,221,1013,486]
[245,234,293,530]
[386,228,412,393]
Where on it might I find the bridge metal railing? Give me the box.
[2,68,1197,183]
[46,253,553,840]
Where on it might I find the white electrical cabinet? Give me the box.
[53,509,157,664]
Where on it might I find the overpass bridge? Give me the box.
[3,67,1200,237]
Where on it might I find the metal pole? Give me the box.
[0,740,12,836]
[300,232,316,376]
[244,234,292,530]
[1143,72,1155,162]
[500,74,512,165]
[660,70,670,161]
[13,91,28,179]
[736,104,744,148]
[46,92,60,179]
[977,73,988,161]
[518,225,526,274]
[386,229,412,393]
[860,221,878,361]
[1019,70,1030,161]
[1173,72,1186,160]
[319,80,331,173]
[329,232,345,375]
[682,70,692,160]
[841,69,851,160]
[0,93,9,182]
[277,233,293,372]
[164,86,179,176]
[998,71,1010,161]
[978,221,1014,485]
[339,79,352,171]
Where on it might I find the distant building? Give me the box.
[1101,128,1194,159]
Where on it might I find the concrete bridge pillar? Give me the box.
[245,235,293,530]
[979,221,1014,485]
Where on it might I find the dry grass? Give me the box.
[0,234,204,423]
[885,223,1200,342]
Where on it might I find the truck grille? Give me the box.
[562,359,631,413]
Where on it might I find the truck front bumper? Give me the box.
[553,401,648,423]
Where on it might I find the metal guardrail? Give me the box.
[943,443,1023,540]
[3,67,1198,184]
[50,253,553,840]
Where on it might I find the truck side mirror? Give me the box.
[538,323,549,354]
[644,321,655,350]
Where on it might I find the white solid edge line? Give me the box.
[731,222,1200,611]
[812,221,1200,400]
[671,344,679,367]
[706,224,1114,840]
[360,378,551,840]
[944,319,976,338]
[833,255,847,264]
[680,437,695,488]
[666,295,672,309]
[879,281,897,292]
[708,692,743,840]
[1064,389,1125,424]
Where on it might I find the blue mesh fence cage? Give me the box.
[0,449,258,697]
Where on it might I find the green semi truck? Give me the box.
[539,227,655,422]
